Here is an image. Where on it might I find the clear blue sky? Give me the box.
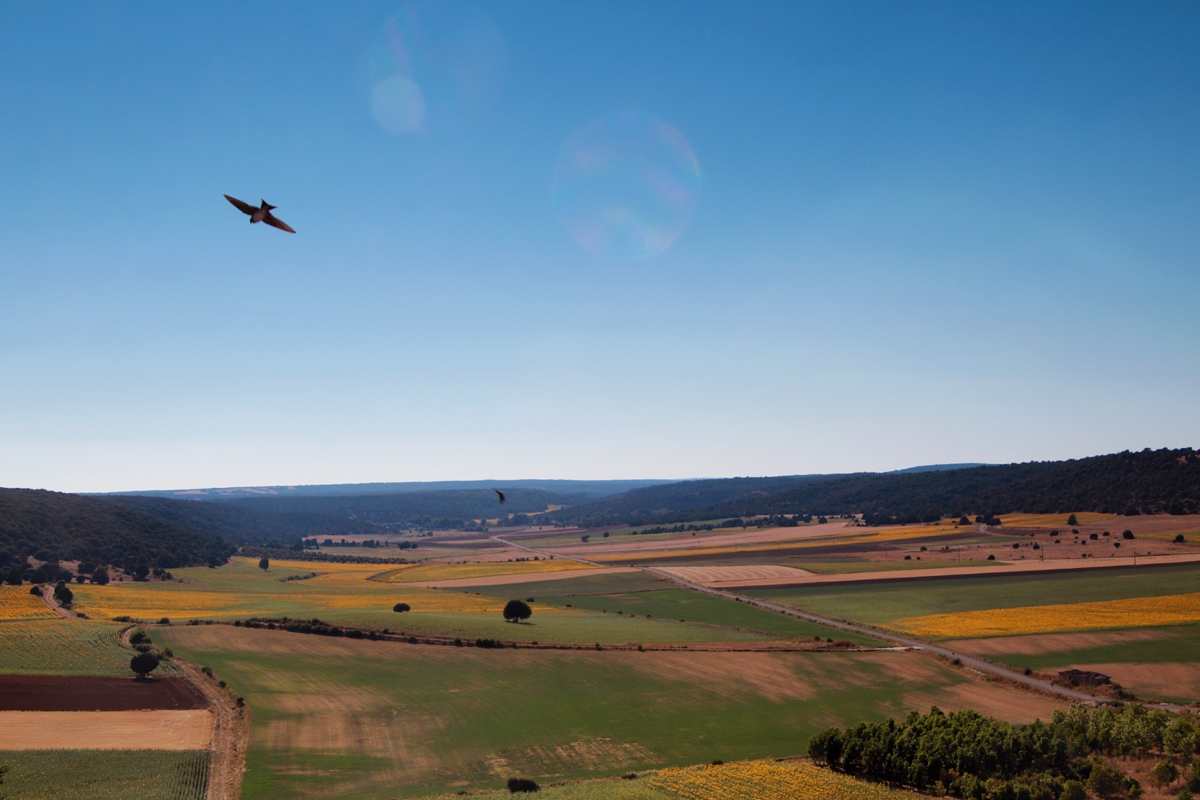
[2,2,1198,492]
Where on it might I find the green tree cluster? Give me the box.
[807,703,1190,799]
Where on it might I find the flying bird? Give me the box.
[495,490,506,504]
[224,195,296,233]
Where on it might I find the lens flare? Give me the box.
[371,75,426,133]
[552,111,702,259]
[366,1,505,135]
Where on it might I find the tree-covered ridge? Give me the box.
[98,494,377,545]
[809,703,1199,799]
[222,487,589,526]
[0,488,235,571]
[548,448,1200,527]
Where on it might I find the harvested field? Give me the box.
[402,567,638,589]
[0,674,207,711]
[948,629,1166,657]
[655,565,814,585]
[372,559,598,584]
[0,710,213,749]
[1061,662,1200,704]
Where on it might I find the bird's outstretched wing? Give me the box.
[224,195,257,215]
[495,490,506,504]
[262,212,296,233]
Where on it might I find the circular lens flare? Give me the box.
[552,111,701,259]
[366,1,505,135]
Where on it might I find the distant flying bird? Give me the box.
[495,490,506,504]
[224,195,296,233]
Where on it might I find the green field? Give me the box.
[63,561,825,647]
[158,624,1047,799]
[0,618,181,677]
[745,562,1200,627]
[477,573,882,645]
[0,750,207,800]
[976,623,1200,670]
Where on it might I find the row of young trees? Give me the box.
[809,704,1200,799]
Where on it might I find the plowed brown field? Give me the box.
[0,675,207,711]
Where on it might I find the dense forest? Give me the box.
[547,449,1200,527]
[809,703,1199,799]
[0,488,235,571]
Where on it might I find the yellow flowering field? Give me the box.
[646,759,917,799]
[893,591,1200,639]
[372,559,595,583]
[0,585,58,621]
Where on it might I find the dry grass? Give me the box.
[0,710,213,750]
[372,560,595,584]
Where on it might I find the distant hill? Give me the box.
[890,463,989,474]
[540,475,845,528]
[548,449,1200,526]
[97,495,376,545]
[106,478,669,501]
[0,488,235,570]
[223,488,588,527]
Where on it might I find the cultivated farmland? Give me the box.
[0,618,180,677]
[0,749,208,800]
[158,623,1062,798]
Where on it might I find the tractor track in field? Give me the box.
[493,535,1190,712]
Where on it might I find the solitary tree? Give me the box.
[503,599,532,624]
[258,557,270,571]
[130,651,161,679]
[393,602,410,612]
[91,566,110,585]
[1067,513,1079,526]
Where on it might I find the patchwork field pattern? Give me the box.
[0,585,58,621]
[374,560,597,583]
[0,710,213,750]
[160,624,1061,798]
[894,591,1200,639]
[0,618,181,677]
[0,749,208,800]
[70,559,775,644]
[745,563,1200,629]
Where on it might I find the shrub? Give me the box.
[1123,530,1135,539]
[1153,759,1181,787]
[258,557,270,570]
[1176,534,1187,543]
[506,777,539,793]
[987,554,996,560]
[1060,781,1086,800]
[1068,514,1079,525]
[1086,762,1126,797]
[393,603,411,612]
[29,585,40,596]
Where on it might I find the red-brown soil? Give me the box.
[0,674,207,711]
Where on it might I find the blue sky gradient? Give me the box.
[2,2,1198,491]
